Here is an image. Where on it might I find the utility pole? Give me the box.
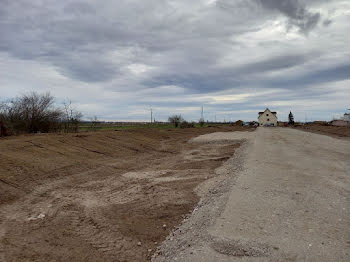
[201,106,204,119]
[150,107,153,123]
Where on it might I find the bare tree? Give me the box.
[89,116,99,130]
[168,115,184,128]
[0,92,83,134]
[0,120,8,136]
[62,100,83,133]
[0,92,62,134]
[198,117,205,127]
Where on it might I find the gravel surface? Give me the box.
[153,127,350,262]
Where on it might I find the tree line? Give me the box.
[0,92,208,136]
[168,115,205,128]
[0,92,82,135]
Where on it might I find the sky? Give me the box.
[1,0,350,122]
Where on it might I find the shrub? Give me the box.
[168,115,184,128]
[199,118,205,127]
[180,121,194,128]
[0,92,82,134]
[0,92,63,134]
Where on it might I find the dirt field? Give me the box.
[294,123,350,138]
[155,128,350,262]
[0,125,247,261]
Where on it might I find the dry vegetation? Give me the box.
[0,125,249,261]
[0,92,81,135]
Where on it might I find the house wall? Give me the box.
[258,110,278,126]
[331,120,349,126]
[344,114,350,122]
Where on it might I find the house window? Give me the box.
[267,118,270,121]
[266,114,269,116]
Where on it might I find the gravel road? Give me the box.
[154,127,350,262]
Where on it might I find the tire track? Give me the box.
[66,209,127,256]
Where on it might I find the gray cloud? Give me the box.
[323,19,332,27]
[0,0,349,121]
[144,53,316,93]
[56,54,119,82]
[256,0,321,33]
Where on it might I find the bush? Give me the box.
[0,92,63,134]
[0,120,9,136]
[180,121,194,128]
[0,92,82,134]
[199,118,205,127]
[168,115,184,128]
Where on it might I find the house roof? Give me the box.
[258,108,277,115]
[258,108,278,119]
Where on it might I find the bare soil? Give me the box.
[0,126,247,262]
[294,123,350,138]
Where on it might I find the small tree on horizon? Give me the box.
[63,100,83,133]
[288,111,295,125]
[89,116,99,130]
[168,115,183,128]
[198,117,205,127]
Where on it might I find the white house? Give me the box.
[258,108,278,126]
[344,112,350,122]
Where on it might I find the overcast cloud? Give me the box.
[1,0,349,121]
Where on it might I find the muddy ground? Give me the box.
[0,125,247,262]
[294,123,350,138]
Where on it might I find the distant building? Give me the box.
[331,120,349,126]
[344,113,350,122]
[333,110,350,125]
[258,108,278,126]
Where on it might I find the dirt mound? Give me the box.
[0,125,247,261]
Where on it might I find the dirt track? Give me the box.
[0,126,245,261]
[154,127,350,262]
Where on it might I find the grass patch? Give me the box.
[79,123,175,131]
[79,122,223,132]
